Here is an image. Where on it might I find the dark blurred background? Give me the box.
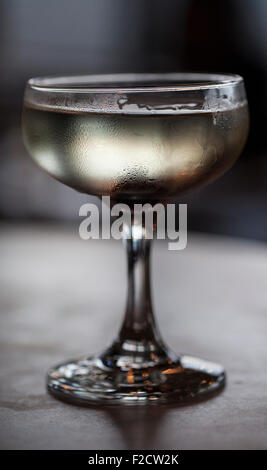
[0,0,266,239]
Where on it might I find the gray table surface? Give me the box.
[0,223,267,450]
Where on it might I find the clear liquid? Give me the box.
[23,105,249,202]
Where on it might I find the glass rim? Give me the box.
[26,72,244,94]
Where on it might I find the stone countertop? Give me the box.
[0,223,267,449]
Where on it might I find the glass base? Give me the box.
[47,347,225,405]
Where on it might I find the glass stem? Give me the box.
[100,218,173,368]
[118,223,163,348]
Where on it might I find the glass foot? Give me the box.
[47,349,225,405]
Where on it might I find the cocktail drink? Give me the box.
[23,74,249,404]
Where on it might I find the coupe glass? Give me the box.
[22,73,249,405]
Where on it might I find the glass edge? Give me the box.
[25,73,244,94]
